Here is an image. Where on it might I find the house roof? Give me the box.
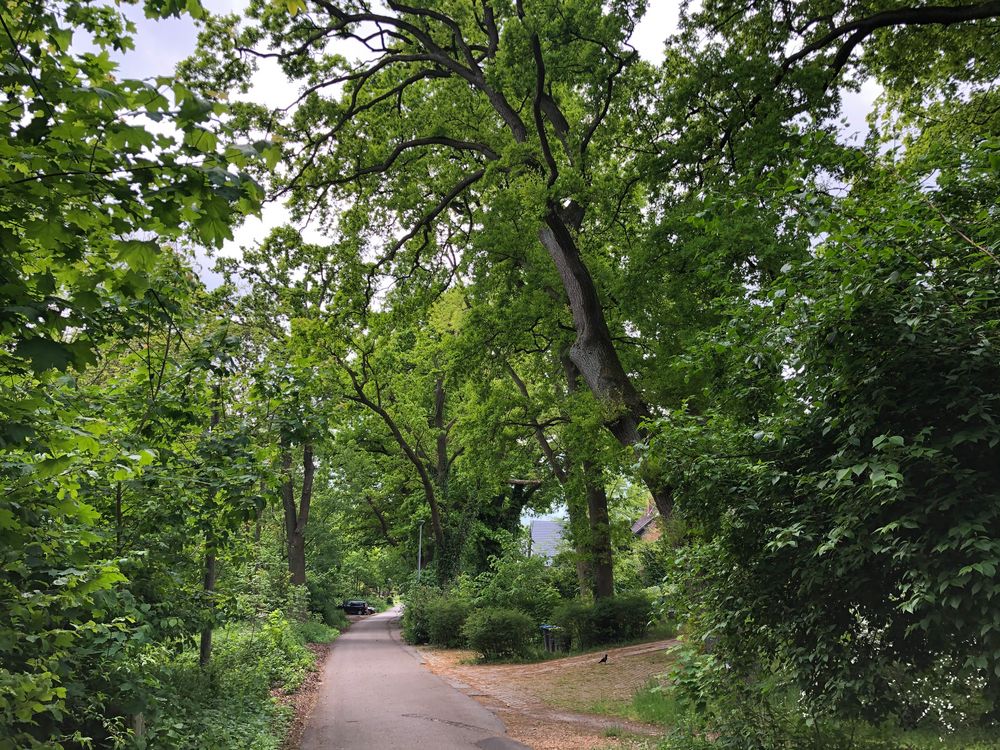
[631,505,658,536]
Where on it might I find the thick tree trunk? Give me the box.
[433,376,449,497]
[281,441,314,587]
[646,481,674,523]
[296,443,315,584]
[584,463,614,599]
[431,376,466,580]
[566,494,594,597]
[562,357,616,598]
[254,477,266,542]
[287,531,306,586]
[540,210,650,446]
[542,214,674,520]
[280,443,296,576]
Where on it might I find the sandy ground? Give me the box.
[417,639,679,750]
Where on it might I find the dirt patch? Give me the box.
[418,639,678,750]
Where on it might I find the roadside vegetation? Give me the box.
[401,533,675,661]
[4,0,999,748]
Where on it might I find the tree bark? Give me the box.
[198,552,217,668]
[561,356,616,598]
[538,234,675,520]
[644,477,674,525]
[199,383,222,668]
[433,375,450,497]
[566,493,594,597]
[281,440,314,587]
[541,210,651,446]
[584,462,614,599]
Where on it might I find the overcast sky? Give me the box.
[111,1,877,286]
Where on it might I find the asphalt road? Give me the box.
[300,607,530,750]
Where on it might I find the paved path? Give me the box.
[300,607,529,750]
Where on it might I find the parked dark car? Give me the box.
[341,600,375,615]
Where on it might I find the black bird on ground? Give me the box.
[598,653,608,664]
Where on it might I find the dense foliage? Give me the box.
[4,0,1000,745]
[462,609,538,662]
[552,593,653,650]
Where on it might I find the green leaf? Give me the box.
[34,455,74,478]
[116,240,161,271]
[14,339,74,373]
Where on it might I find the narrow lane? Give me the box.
[300,607,529,750]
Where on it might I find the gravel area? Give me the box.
[417,639,679,750]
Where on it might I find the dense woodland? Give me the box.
[3,0,1000,747]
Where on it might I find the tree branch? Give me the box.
[785,0,1000,74]
[506,362,569,484]
[521,6,559,186]
[323,136,496,187]
[365,168,486,299]
[364,495,399,546]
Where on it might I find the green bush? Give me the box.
[427,596,471,648]
[293,617,341,644]
[591,593,652,644]
[473,538,561,623]
[305,575,351,629]
[401,585,438,644]
[462,608,536,661]
[552,593,652,649]
[132,610,322,749]
[660,644,1000,750]
[225,609,315,690]
[551,599,593,649]
[318,605,350,630]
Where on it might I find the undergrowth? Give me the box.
[123,611,335,749]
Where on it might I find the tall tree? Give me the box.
[220,227,339,586]
[211,0,677,516]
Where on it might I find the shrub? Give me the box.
[234,609,315,689]
[427,595,471,648]
[551,599,593,649]
[462,608,536,661]
[473,539,561,623]
[591,592,652,644]
[552,593,653,649]
[401,585,438,644]
[307,577,350,628]
[293,616,341,644]
[135,611,322,749]
[323,606,350,630]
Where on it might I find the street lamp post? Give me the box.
[417,520,425,581]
